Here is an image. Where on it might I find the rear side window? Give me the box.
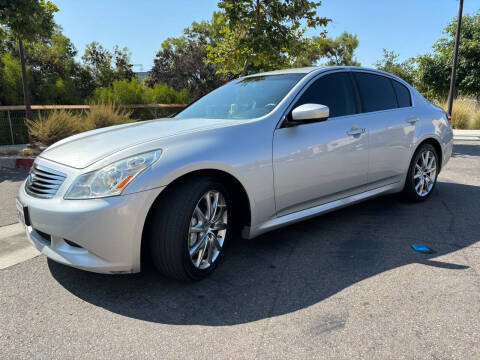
[391,80,411,107]
[353,72,397,112]
[295,72,357,118]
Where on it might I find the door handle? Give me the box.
[347,127,366,136]
[406,115,419,124]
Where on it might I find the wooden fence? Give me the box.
[0,104,187,146]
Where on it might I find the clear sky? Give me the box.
[54,0,479,72]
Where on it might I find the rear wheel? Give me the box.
[147,177,230,281]
[402,143,439,202]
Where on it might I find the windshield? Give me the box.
[175,73,304,120]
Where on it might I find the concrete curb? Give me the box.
[452,129,480,141]
[0,156,35,169]
[454,136,480,141]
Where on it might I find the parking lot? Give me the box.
[0,140,479,359]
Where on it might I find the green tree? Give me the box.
[82,42,135,89]
[415,10,480,100]
[0,53,26,105]
[295,31,360,67]
[0,0,58,119]
[82,42,114,88]
[375,49,415,84]
[208,0,330,75]
[149,12,230,100]
[0,27,95,104]
[113,46,135,81]
[415,54,450,100]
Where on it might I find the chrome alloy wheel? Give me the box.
[188,190,228,269]
[414,150,437,197]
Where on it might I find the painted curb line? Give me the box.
[0,157,34,169]
[453,136,480,141]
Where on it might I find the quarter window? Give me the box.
[391,80,411,108]
[295,72,357,118]
[353,72,398,112]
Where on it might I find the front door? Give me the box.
[273,72,369,216]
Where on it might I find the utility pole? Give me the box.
[447,0,464,116]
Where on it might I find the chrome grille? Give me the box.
[25,164,67,199]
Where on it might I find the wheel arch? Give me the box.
[140,169,252,268]
[414,137,443,173]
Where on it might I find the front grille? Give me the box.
[25,164,67,199]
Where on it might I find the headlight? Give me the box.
[65,150,161,199]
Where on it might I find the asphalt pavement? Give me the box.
[0,140,479,359]
[0,167,28,226]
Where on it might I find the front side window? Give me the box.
[353,72,398,112]
[175,73,304,120]
[294,72,357,118]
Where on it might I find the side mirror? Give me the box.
[291,103,329,123]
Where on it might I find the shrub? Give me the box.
[27,110,88,146]
[147,83,188,104]
[472,107,480,129]
[83,103,134,129]
[26,105,136,145]
[92,79,145,104]
[439,98,480,129]
[19,148,42,157]
[91,79,188,105]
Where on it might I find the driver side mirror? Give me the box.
[290,103,329,125]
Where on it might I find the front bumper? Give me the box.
[18,182,164,274]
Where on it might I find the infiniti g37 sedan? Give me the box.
[17,66,453,281]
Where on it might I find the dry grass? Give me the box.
[19,148,42,157]
[27,110,90,146]
[83,103,134,129]
[26,104,135,146]
[472,109,480,129]
[439,98,480,129]
[0,149,20,156]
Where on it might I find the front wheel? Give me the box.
[147,177,231,281]
[402,143,439,202]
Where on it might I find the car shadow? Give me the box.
[452,142,480,157]
[48,177,479,326]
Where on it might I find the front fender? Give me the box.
[122,122,276,233]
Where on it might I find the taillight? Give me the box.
[446,113,451,122]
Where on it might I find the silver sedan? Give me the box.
[17,66,453,281]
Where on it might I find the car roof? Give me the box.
[244,66,412,87]
[246,66,394,78]
[244,67,321,76]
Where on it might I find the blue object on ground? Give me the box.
[411,244,433,253]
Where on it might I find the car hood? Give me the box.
[39,118,235,169]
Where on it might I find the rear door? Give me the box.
[272,71,369,216]
[352,71,415,186]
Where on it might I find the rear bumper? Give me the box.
[18,183,164,274]
[442,137,453,170]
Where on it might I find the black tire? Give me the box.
[147,176,231,282]
[402,143,439,202]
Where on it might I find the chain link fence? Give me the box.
[0,104,186,146]
[0,110,29,145]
